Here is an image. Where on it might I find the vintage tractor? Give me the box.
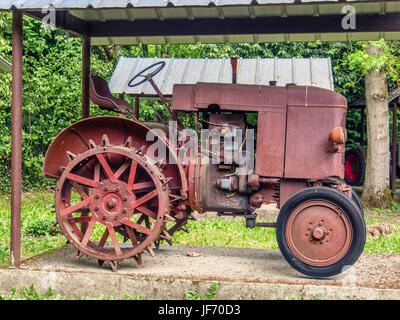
[43,61,366,278]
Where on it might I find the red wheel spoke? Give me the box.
[132,181,154,192]
[61,196,93,216]
[127,161,137,189]
[81,216,97,247]
[114,161,130,179]
[133,189,158,209]
[98,229,109,248]
[94,162,100,182]
[68,216,92,224]
[107,224,122,255]
[136,214,145,226]
[121,218,151,235]
[144,216,150,229]
[136,206,157,220]
[126,226,138,247]
[96,153,117,182]
[70,181,89,200]
[67,173,98,188]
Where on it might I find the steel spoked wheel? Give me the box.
[276,187,366,278]
[55,140,170,270]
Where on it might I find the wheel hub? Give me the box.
[90,179,135,227]
[311,226,326,240]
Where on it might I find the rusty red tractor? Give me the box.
[43,61,366,278]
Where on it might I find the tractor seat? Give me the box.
[89,75,169,134]
[89,75,134,115]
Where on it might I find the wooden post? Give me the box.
[10,10,23,268]
[392,101,398,194]
[81,35,91,119]
[360,106,365,146]
[135,96,140,120]
[81,35,91,234]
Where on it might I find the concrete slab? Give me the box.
[1,244,400,300]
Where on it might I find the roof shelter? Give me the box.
[2,0,400,268]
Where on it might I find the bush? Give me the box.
[25,218,60,237]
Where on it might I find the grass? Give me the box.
[0,284,143,300]
[363,210,400,254]
[186,282,218,300]
[171,218,279,250]
[0,192,66,265]
[0,283,218,300]
[0,191,400,266]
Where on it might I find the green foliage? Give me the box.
[0,285,145,300]
[186,282,218,300]
[25,217,61,237]
[0,285,67,300]
[347,40,400,79]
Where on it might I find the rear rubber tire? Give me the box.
[350,189,364,217]
[344,147,366,186]
[276,187,366,278]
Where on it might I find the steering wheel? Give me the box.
[128,61,166,88]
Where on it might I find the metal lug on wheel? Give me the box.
[66,151,77,162]
[47,186,56,193]
[179,225,190,234]
[136,145,145,155]
[75,250,83,260]
[159,235,173,246]
[133,253,142,265]
[162,177,173,186]
[88,139,97,149]
[164,214,176,222]
[98,259,105,267]
[124,136,133,148]
[162,229,172,241]
[188,213,197,221]
[101,134,111,147]
[144,246,155,257]
[109,260,119,272]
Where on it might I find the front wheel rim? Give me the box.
[285,200,353,267]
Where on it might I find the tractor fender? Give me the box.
[43,116,188,198]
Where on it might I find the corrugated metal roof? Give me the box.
[0,56,12,73]
[2,1,399,15]
[0,1,386,10]
[108,57,334,96]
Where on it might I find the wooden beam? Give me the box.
[81,35,91,119]
[392,102,398,194]
[25,10,88,36]
[88,14,400,38]
[10,10,23,268]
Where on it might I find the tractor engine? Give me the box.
[190,113,253,214]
